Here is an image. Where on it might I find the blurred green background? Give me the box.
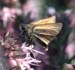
[45,0,68,10]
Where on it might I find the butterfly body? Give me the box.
[22,16,62,49]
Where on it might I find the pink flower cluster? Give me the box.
[0,34,44,70]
